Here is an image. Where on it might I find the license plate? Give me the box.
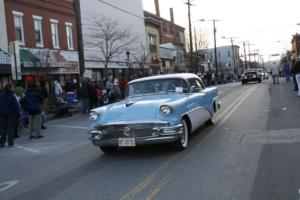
[118,138,136,147]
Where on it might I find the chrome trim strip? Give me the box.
[97,120,168,126]
[182,106,210,117]
[145,136,177,141]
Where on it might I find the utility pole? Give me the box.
[213,19,218,81]
[194,27,198,73]
[243,41,248,70]
[186,0,193,72]
[74,0,85,77]
[229,38,236,75]
[247,42,254,67]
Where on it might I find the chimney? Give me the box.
[170,8,174,23]
[154,0,160,17]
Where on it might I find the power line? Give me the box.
[226,24,297,35]
[95,0,144,20]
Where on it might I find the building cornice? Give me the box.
[144,10,185,31]
[8,0,75,16]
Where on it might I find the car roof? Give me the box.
[129,73,199,84]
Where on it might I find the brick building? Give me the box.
[4,0,79,86]
[291,33,300,60]
[143,0,186,73]
[144,5,185,48]
[144,12,161,74]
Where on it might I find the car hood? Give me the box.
[94,94,186,123]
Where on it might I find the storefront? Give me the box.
[0,49,11,89]
[19,48,79,86]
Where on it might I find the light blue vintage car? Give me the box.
[88,73,220,153]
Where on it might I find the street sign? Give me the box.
[9,41,21,80]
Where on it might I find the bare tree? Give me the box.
[197,29,209,50]
[85,15,136,78]
[131,43,150,76]
[185,29,209,52]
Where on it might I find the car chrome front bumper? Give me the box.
[89,124,183,147]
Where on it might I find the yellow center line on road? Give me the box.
[143,85,259,200]
[120,85,258,200]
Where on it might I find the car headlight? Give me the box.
[89,111,100,121]
[160,105,172,115]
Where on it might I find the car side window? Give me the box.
[181,80,189,93]
[187,78,203,93]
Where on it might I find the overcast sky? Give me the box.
[142,0,300,61]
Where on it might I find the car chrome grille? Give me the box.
[96,123,168,138]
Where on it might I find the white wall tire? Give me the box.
[174,119,189,151]
[206,105,216,126]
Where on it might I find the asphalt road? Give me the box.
[1,78,299,200]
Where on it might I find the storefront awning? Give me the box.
[0,49,11,74]
[20,49,40,67]
[22,48,79,68]
[0,49,10,65]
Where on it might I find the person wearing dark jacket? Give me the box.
[0,84,21,147]
[39,81,48,129]
[80,81,89,113]
[24,82,44,139]
[292,57,300,96]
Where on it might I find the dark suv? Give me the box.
[241,70,262,85]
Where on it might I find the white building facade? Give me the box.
[80,0,147,80]
[159,43,185,73]
[204,45,240,78]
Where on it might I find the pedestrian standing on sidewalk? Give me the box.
[119,77,128,99]
[291,58,299,92]
[270,62,280,84]
[79,80,89,114]
[113,77,121,100]
[14,81,25,138]
[0,84,21,147]
[39,80,48,129]
[283,59,291,82]
[293,57,300,97]
[87,80,97,109]
[54,80,62,97]
[24,82,44,139]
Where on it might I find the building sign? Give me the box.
[9,41,22,80]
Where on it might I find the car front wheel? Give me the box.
[206,108,215,126]
[99,146,118,154]
[174,119,189,151]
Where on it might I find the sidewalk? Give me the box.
[45,108,81,121]
[267,78,300,130]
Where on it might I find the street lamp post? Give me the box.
[213,19,218,82]
[198,19,220,83]
[186,0,194,73]
[126,51,131,80]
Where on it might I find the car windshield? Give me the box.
[127,78,188,97]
